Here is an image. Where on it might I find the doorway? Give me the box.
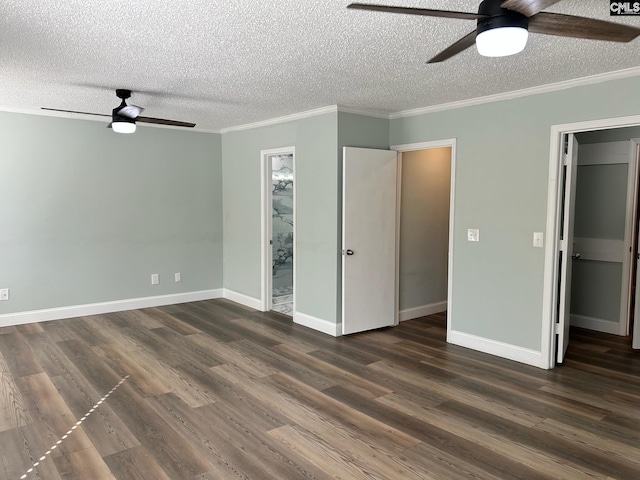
[339,140,455,336]
[570,130,640,337]
[393,140,456,336]
[261,147,295,316]
[544,116,640,368]
[398,147,452,320]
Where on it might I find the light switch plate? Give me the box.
[467,229,480,242]
[533,232,544,248]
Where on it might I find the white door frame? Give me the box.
[390,139,457,340]
[542,115,640,369]
[260,146,296,312]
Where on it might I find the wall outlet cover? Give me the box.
[533,232,544,248]
[467,229,480,242]
[151,274,159,285]
[175,272,181,282]
[0,288,8,301]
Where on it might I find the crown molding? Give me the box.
[220,105,339,133]
[390,66,640,119]
[336,106,390,119]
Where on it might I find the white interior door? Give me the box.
[569,140,635,336]
[634,141,640,350]
[342,147,398,335]
[557,134,579,363]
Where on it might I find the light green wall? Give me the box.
[222,113,339,322]
[399,148,451,310]
[222,111,389,325]
[337,112,390,151]
[0,112,222,314]
[390,76,640,351]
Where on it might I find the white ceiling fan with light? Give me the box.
[348,0,640,62]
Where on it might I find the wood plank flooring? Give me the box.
[0,299,639,479]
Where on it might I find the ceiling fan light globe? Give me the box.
[476,26,528,57]
[112,121,137,134]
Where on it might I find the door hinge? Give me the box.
[555,323,560,334]
[559,239,566,252]
[563,153,568,166]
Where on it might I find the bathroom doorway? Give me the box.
[261,147,295,316]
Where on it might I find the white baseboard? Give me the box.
[400,301,447,322]
[294,311,342,337]
[222,289,262,310]
[570,314,625,336]
[448,330,547,369]
[0,289,224,328]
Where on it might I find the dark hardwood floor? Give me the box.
[1,299,639,479]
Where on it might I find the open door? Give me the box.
[634,257,640,349]
[633,140,640,350]
[342,147,398,335]
[557,134,579,363]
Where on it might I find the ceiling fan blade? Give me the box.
[41,107,110,118]
[118,105,144,119]
[428,30,477,63]
[500,0,561,17]
[347,3,485,21]
[529,12,640,42]
[137,116,196,128]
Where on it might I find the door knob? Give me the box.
[572,253,581,259]
[346,249,354,256]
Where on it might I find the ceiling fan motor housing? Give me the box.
[113,89,135,123]
[477,0,528,35]
[115,89,132,100]
[112,108,135,125]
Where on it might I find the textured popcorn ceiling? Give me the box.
[1,0,640,131]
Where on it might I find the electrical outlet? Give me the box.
[175,272,181,282]
[151,274,159,285]
[0,288,9,301]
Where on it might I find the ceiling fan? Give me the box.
[42,89,196,133]
[348,0,640,63]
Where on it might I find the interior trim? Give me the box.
[571,314,625,336]
[399,301,447,322]
[449,330,547,369]
[294,311,342,337]
[0,289,224,328]
[220,106,338,133]
[390,66,640,119]
[222,289,262,311]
